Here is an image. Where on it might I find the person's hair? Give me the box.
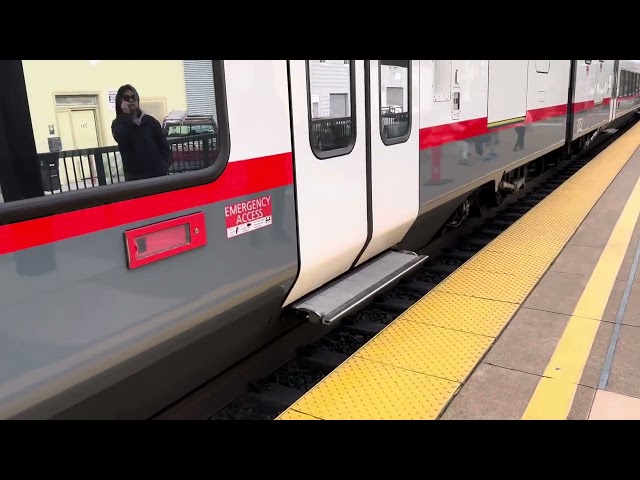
[115,84,141,117]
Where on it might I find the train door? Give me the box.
[487,60,529,128]
[594,60,605,105]
[353,60,420,266]
[284,60,368,304]
[610,60,620,121]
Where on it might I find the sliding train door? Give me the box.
[353,60,420,266]
[284,60,368,305]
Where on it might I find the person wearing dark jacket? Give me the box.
[111,84,172,181]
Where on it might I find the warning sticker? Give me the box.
[224,195,273,238]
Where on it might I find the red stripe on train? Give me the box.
[419,99,614,149]
[420,103,567,149]
[574,98,612,113]
[0,152,294,254]
[618,93,640,101]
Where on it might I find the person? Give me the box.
[111,84,172,181]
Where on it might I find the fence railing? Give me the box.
[38,133,218,193]
[381,112,409,140]
[310,116,353,152]
[37,113,409,194]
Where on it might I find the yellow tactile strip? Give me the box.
[277,410,321,420]
[281,357,459,420]
[277,121,640,420]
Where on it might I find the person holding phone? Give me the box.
[111,84,172,181]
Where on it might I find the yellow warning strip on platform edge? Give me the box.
[276,121,640,421]
[522,151,640,420]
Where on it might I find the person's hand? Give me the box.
[121,100,130,114]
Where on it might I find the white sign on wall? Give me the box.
[107,90,117,111]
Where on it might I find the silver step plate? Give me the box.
[289,250,428,325]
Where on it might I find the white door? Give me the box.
[488,60,529,127]
[594,61,605,105]
[284,60,368,305]
[355,60,420,265]
[610,61,620,121]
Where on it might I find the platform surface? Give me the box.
[277,119,640,420]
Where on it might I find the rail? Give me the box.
[381,111,409,140]
[38,133,219,193]
[39,112,408,194]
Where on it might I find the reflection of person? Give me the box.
[111,84,172,181]
[514,126,526,151]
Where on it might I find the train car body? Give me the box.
[571,60,615,140]
[0,59,638,419]
[401,60,572,250]
[614,60,640,121]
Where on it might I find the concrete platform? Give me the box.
[441,132,640,420]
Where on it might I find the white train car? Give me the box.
[401,60,571,251]
[1,59,639,419]
[615,60,640,120]
[571,60,615,141]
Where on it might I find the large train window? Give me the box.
[306,60,356,159]
[379,60,411,145]
[0,60,228,218]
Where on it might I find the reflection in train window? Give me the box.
[0,60,221,205]
[306,60,356,159]
[379,60,411,145]
[621,70,629,97]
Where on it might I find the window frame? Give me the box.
[0,60,230,226]
[305,60,357,160]
[378,60,412,146]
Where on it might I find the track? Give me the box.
[153,119,638,421]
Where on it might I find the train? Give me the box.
[0,60,639,419]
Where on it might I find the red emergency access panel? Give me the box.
[224,195,273,238]
[124,212,207,269]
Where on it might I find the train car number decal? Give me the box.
[225,195,273,238]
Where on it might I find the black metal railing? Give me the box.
[310,116,353,152]
[381,112,409,140]
[38,133,218,193]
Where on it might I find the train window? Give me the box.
[379,60,411,145]
[0,60,227,216]
[306,60,356,159]
[622,70,629,97]
[535,60,550,74]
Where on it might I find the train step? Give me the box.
[288,250,428,325]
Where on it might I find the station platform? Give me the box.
[276,118,640,421]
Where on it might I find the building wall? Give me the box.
[381,64,409,112]
[308,60,351,118]
[21,60,188,153]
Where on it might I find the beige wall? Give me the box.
[22,60,188,153]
